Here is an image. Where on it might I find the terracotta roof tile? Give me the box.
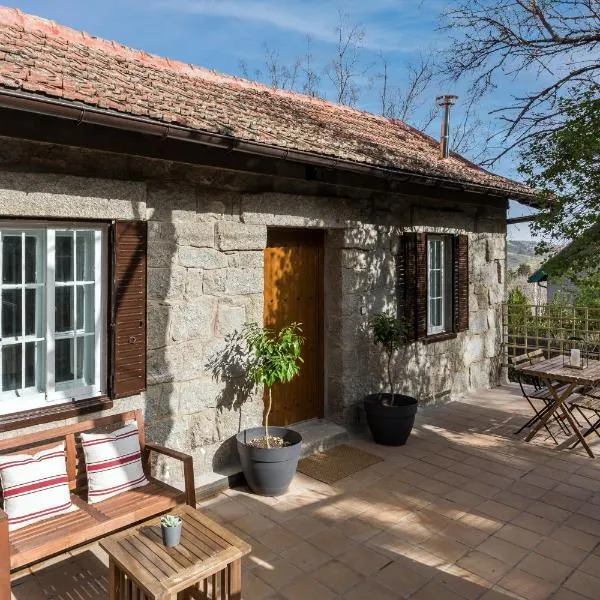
[0,6,533,198]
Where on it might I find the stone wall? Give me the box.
[0,137,507,483]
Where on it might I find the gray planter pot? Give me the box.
[364,393,418,446]
[161,522,182,547]
[236,426,302,496]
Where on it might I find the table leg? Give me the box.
[227,560,242,600]
[109,557,119,600]
[525,381,576,442]
[559,402,595,458]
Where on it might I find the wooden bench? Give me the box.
[0,409,196,597]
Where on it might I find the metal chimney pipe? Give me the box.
[436,94,458,159]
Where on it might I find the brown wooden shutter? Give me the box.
[453,234,469,332]
[109,221,147,399]
[400,232,428,341]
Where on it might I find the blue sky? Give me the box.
[5,0,534,238]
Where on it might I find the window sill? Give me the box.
[422,332,458,344]
[0,396,113,434]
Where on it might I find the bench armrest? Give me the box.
[144,442,196,507]
[0,507,9,597]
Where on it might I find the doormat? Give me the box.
[297,444,383,484]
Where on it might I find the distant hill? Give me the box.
[507,240,545,271]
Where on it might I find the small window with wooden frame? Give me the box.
[398,231,469,342]
[0,220,147,431]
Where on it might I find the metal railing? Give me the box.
[502,303,600,360]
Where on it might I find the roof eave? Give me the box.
[0,87,532,202]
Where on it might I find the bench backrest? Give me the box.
[0,410,144,501]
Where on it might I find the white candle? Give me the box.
[571,348,581,367]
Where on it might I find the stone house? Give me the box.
[0,9,534,484]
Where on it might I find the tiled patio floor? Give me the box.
[11,384,600,599]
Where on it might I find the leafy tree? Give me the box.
[242,323,304,447]
[369,312,408,402]
[522,86,600,277]
[516,262,532,277]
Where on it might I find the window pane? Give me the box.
[76,232,94,281]
[76,285,95,332]
[3,235,21,284]
[2,344,21,391]
[55,338,74,383]
[55,286,73,332]
[2,289,21,338]
[25,288,38,336]
[76,335,94,384]
[25,341,36,388]
[25,235,40,284]
[56,234,73,282]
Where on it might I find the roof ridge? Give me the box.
[0,5,440,144]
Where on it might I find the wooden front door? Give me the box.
[263,228,324,425]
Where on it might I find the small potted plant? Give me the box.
[160,514,182,547]
[364,312,418,445]
[236,322,304,496]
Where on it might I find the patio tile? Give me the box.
[518,552,573,585]
[254,556,303,589]
[477,500,522,522]
[410,579,465,600]
[344,579,401,600]
[434,566,494,600]
[420,532,470,562]
[259,524,304,553]
[511,511,559,536]
[374,560,430,596]
[444,520,492,547]
[497,567,558,600]
[552,587,593,600]
[338,544,391,576]
[525,501,571,523]
[312,560,363,594]
[340,516,382,542]
[457,550,513,584]
[533,538,587,569]
[280,575,337,600]
[308,526,354,556]
[232,513,277,537]
[281,514,328,538]
[243,570,277,600]
[280,541,330,572]
[563,569,600,599]
[577,552,600,576]
[550,525,600,552]
[476,536,529,566]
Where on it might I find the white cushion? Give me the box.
[0,442,76,531]
[81,422,149,504]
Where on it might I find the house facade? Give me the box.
[0,9,533,483]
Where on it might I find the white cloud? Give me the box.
[149,0,421,51]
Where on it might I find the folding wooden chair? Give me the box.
[510,350,574,442]
[569,392,600,445]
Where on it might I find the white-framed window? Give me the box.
[427,235,452,335]
[0,223,106,415]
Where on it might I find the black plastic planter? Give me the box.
[364,393,418,446]
[236,426,302,496]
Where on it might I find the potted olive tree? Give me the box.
[364,312,418,446]
[235,322,304,496]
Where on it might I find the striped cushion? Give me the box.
[0,443,76,531]
[81,422,149,504]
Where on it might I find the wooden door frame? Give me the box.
[265,227,325,422]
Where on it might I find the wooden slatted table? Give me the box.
[517,355,600,458]
[99,505,251,600]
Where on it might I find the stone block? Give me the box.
[185,269,203,298]
[224,268,263,295]
[486,236,505,262]
[469,359,491,389]
[196,188,234,220]
[147,341,203,385]
[216,222,266,251]
[216,303,246,336]
[174,221,215,248]
[148,243,177,268]
[170,297,216,342]
[488,282,505,306]
[177,378,223,414]
[189,409,219,449]
[227,251,264,268]
[464,335,484,363]
[0,172,146,220]
[203,269,227,295]
[147,266,186,300]
[178,247,227,269]
[144,383,178,423]
[469,310,489,334]
[147,302,172,350]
